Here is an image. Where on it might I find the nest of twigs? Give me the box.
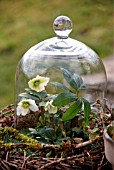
[0,103,113,170]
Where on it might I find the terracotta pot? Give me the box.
[104,125,114,170]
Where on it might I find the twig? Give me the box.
[21,150,26,168]
[60,162,71,167]
[38,158,62,170]
[97,155,104,170]
[73,137,99,149]
[5,151,9,162]
[26,159,38,165]
[0,104,14,114]
[3,160,18,168]
[1,160,10,170]
[43,137,100,152]
[25,151,38,162]
[38,153,84,170]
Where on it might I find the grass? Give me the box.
[0,0,113,108]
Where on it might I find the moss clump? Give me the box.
[0,126,42,150]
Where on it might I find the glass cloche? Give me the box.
[15,16,107,130]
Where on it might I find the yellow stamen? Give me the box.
[34,80,40,87]
[22,101,30,108]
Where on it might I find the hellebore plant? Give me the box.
[17,68,93,144]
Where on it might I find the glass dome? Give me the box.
[15,16,107,130]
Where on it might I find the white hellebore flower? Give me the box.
[28,75,50,92]
[17,99,38,116]
[44,100,57,114]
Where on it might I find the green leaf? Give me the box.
[29,128,38,134]
[51,82,70,92]
[58,137,71,141]
[62,99,82,121]
[46,151,52,158]
[61,68,76,90]
[54,113,61,126]
[36,128,46,137]
[25,88,40,98]
[19,93,40,101]
[61,68,83,91]
[56,126,62,138]
[82,98,91,123]
[79,84,88,90]
[39,101,46,106]
[64,121,71,131]
[72,73,83,89]
[36,137,51,144]
[45,128,56,140]
[53,92,77,107]
[38,91,47,99]
[25,88,47,100]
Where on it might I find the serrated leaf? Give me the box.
[51,82,70,92]
[19,93,39,101]
[62,99,82,121]
[82,98,91,123]
[61,68,83,91]
[53,92,77,107]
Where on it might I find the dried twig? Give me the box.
[73,137,100,149]
[1,160,10,170]
[38,153,84,170]
[97,155,105,170]
[21,150,26,169]
[5,151,9,162]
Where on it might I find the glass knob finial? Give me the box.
[53,16,72,38]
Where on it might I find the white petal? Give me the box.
[44,101,50,111]
[29,104,38,112]
[40,79,49,87]
[21,108,29,116]
[18,100,23,106]
[35,86,43,92]
[16,105,29,116]
[16,106,21,116]
[29,99,38,112]
[39,84,45,91]
[29,99,36,106]
[49,107,57,114]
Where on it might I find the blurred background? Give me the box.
[0,0,113,108]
